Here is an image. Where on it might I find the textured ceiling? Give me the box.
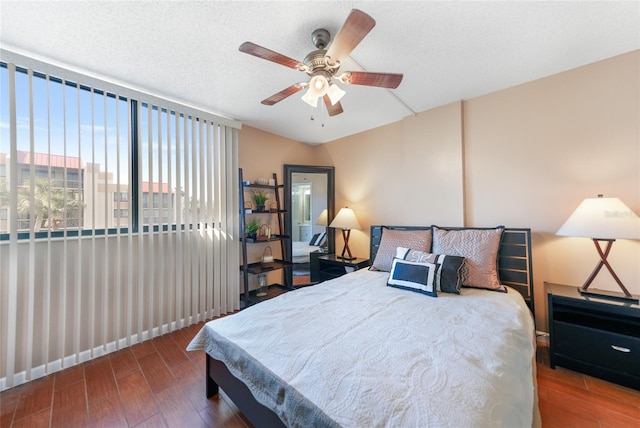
[1,1,638,144]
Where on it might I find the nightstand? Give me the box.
[317,255,370,281]
[546,282,640,390]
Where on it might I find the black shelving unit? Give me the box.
[239,168,292,307]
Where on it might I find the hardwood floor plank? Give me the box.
[12,377,54,421]
[116,370,159,426]
[10,407,51,428]
[153,334,191,368]
[583,376,640,408]
[546,383,640,424]
[109,348,139,379]
[131,340,156,360]
[538,395,600,428]
[84,356,118,404]
[50,381,88,427]
[0,385,21,427]
[137,352,176,395]
[53,364,84,391]
[155,384,208,428]
[536,363,587,390]
[132,413,168,428]
[88,395,128,428]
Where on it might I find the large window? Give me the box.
[0,60,226,237]
[0,63,130,235]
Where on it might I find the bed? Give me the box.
[292,232,327,263]
[291,240,320,264]
[188,225,539,427]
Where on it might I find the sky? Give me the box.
[0,64,213,191]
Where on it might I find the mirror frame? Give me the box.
[284,164,335,284]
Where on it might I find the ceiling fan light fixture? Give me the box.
[301,87,319,107]
[326,83,346,106]
[301,75,330,107]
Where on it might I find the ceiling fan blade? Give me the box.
[326,9,375,61]
[261,84,305,106]
[323,95,344,116]
[239,42,303,69]
[342,71,403,89]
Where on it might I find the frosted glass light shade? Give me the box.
[315,209,328,226]
[326,83,345,105]
[556,196,640,240]
[329,207,361,230]
[301,75,329,107]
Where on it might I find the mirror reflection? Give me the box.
[284,165,334,287]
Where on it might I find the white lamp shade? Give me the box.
[301,75,329,107]
[329,207,361,230]
[326,83,345,106]
[556,196,640,240]
[315,209,328,226]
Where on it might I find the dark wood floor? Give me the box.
[2,319,639,427]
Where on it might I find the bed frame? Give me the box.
[205,226,534,427]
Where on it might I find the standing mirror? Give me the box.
[284,165,335,287]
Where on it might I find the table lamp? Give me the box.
[315,209,328,227]
[329,207,361,260]
[556,194,640,302]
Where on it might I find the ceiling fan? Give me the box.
[239,9,403,117]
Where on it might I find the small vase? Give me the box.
[256,273,267,297]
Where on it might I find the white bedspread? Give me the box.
[292,241,318,263]
[188,269,537,428]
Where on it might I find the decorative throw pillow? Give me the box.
[316,232,327,247]
[431,226,505,292]
[396,247,465,294]
[370,228,432,272]
[387,258,437,297]
[309,233,321,246]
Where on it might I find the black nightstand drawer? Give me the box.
[546,282,640,390]
[555,321,640,377]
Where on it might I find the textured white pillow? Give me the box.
[431,227,505,292]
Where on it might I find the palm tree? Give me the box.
[0,178,8,208]
[17,179,84,231]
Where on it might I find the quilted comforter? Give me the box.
[187,269,538,427]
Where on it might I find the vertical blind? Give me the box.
[0,51,240,391]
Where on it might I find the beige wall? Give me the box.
[239,51,640,330]
[462,51,639,329]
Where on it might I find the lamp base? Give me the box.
[336,255,356,261]
[578,287,639,304]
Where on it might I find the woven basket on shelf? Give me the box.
[261,246,274,268]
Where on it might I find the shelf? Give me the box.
[243,183,284,189]
[242,235,290,243]
[244,210,287,214]
[243,284,289,306]
[244,259,293,274]
[239,169,292,307]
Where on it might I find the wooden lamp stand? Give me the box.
[579,238,639,303]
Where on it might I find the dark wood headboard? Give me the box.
[370,226,534,313]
